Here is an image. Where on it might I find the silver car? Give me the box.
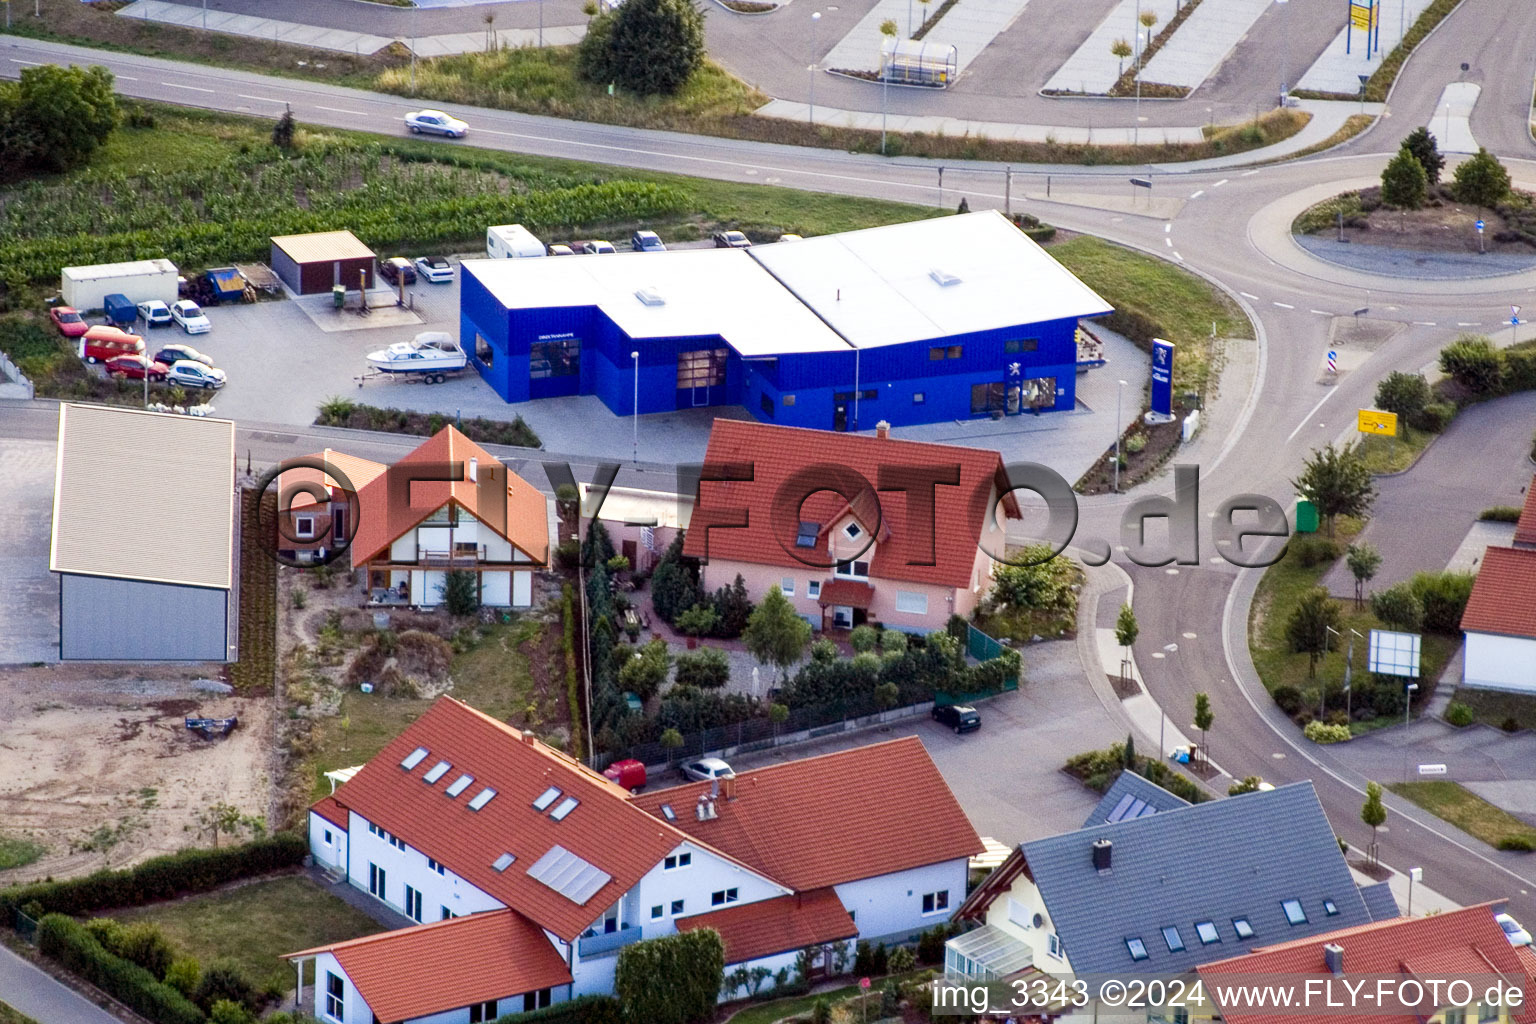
[404,109,468,138]
[167,360,226,390]
[680,757,735,782]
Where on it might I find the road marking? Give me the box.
[239,93,285,103]
[1189,189,1204,199]
[117,76,139,81]
[1213,178,1229,187]
[316,105,368,116]
[1457,321,1480,326]
[1286,389,1335,442]
[9,59,44,65]
[162,82,215,93]
[1164,224,1171,233]
[1413,320,1437,326]
[1310,309,1330,315]
[1172,251,1184,262]
[1239,291,1259,300]
[1165,238,1173,247]
[1272,301,1294,309]
[1241,169,1260,176]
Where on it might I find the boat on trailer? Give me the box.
[365,332,468,375]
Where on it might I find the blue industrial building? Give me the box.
[459,211,1113,432]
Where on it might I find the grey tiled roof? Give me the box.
[1082,771,1190,828]
[1023,781,1371,976]
[1357,881,1400,921]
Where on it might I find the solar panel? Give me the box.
[423,761,450,784]
[493,852,516,872]
[400,747,428,771]
[1106,794,1136,823]
[550,797,579,821]
[468,788,497,811]
[446,775,473,797]
[527,844,612,905]
[533,786,562,811]
[1134,801,1161,819]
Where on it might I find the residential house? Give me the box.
[1460,544,1536,695]
[274,449,386,565]
[1192,903,1536,1024]
[578,482,693,575]
[684,418,1021,633]
[944,779,1395,983]
[347,426,550,609]
[291,698,977,1023]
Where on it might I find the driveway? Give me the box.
[0,430,61,664]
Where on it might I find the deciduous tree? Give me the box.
[743,586,811,681]
[1452,147,1511,208]
[1345,543,1382,608]
[1292,444,1376,537]
[1285,587,1341,678]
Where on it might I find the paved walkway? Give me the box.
[1139,0,1273,91]
[117,0,583,55]
[1428,81,1480,155]
[0,944,123,1024]
[1042,0,1179,95]
[1296,0,1431,95]
[758,97,1206,143]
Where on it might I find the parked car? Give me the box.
[778,233,804,242]
[404,109,468,138]
[166,360,227,390]
[79,325,145,364]
[603,759,647,793]
[932,703,981,734]
[169,300,211,335]
[414,256,454,283]
[548,244,575,256]
[137,300,173,328]
[580,240,616,255]
[1496,913,1532,947]
[379,257,417,286]
[680,757,735,783]
[105,354,169,381]
[713,230,752,248]
[154,344,212,368]
[631,230,666,252]
[49,306,89,338]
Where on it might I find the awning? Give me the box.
[947,923,1036,978]
[818,579,874,609]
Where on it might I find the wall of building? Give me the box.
[978,874,1068,974]
[632,841,788,938]
[309,812,348,872]
[60,574,229,661]
[309,951,371,1024]
[1463,632,1536,693]
[345,811,504,923]
[403,986,568,1024]
[698,557,958,633]
[835,858,968,944]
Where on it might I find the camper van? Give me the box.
[486,224,547,259]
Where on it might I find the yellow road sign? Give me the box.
[1358,408,1398,436]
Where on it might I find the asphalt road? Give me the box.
[5,0,1536,926]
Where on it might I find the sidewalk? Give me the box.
[1042,0,1179,96]
[1296,0,1430,95]
[756,99,1205,144]
[1139,0,1272,91]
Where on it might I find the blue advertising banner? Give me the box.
[1151,339,1174,418]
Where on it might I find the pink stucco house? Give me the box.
[684,420,1020,633]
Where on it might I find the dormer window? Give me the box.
[795,522,819,549]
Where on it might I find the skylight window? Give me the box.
[493,852,516,872]
[400,747,428,771]
[1232,917,1254,940]
[1162,926,1185,953]
[660,804,676,822]
[533,786,562,811]
[446,775,473,797]
[795,522,819,549]
[1323,899,1339,916]
[550,797,579,821]
[423,762,450,784]
[1195,921,1220,945]
[468,788,497,811]
[1126,938,1149,962]
[1282,899,1307,925]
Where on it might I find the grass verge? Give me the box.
[112,875,382,993]
[1267,113,1375,163]
[0,1002,40,1024]
[315,399,542,449]
[0,835,45,871]
[1447,688,1536,732]
[228,490,279,695]
[1388,781,1536,849]
[1355,424,1434,474]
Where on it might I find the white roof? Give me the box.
[747,210,1113,349]
[61,258,178,282]
[579,484,692,530]
[463,249,851,357]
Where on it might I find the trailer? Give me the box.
[62,258,179,314]
[354,365,468,387]
[487,224,547,259]
[103,293,137,326]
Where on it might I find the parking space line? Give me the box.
[1165,224,1171,233]
[1310,309,1330,315]
[1165,238,1173,247]
[1213,179,1229,187]
[9,59,44,65]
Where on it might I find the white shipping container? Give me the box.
[486,224,547,259]
[61,259,180,313]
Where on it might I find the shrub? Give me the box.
[1381,144,1428,209]
[1479,506,1522,522]
[1288,536,1340,567]
[579,0,707,96]
[1101,308,1161,348]
[1374,371,1431,421]
[37,914,204,1024]
[1124,432,1149,455]
[615,929,724,1024]
[810,997,831,1024]
[165,957,202,998]
[554,539,581,569]
[1503,717,1522,733]
[193,958,260,1013]
[1371,582,1424,632]
[1402,127,1445,184]
[673,647,730,689]
[209,1001,254,1024]
[491,995,623,1024]
[441,569,479,616]
[1439,336,1505,395]
[1370,684,1404,717]
[118,921,176,979]
[853,940,873,977]
[888,946,917,973]
[879,629,907,655]
[1408,570,1475,634]
[1326,710,1351,727]
[1273,685,1305,715]
[916,925,948,964]
[1445,702,1474,727]
[1452,147,1511,208]
[1410,401,1455,432]
[849,624,879,652]
[1497,836,1536,852]
[673,603,719,637]
[810,637,838,663]
[1304,721,1352,744]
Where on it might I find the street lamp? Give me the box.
[1404,682,1418,728]
[1323,625,1341,721]
[631,350,640,466]
[809,12,822,127]
[410,2,419,95]
[1113,379,1127,493]
[1133,31,1146,147]
[1275,0,1289,101]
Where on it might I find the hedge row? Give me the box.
[0,181,688,288]
[493,994,622,1024]
[38,914,205,1024]
[0,833,306,921]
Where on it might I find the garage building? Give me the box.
[50,404,238,662]
[270,230,376,295]
[459,211,1113,431]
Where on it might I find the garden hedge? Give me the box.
[493,994,623,1024]
[0,833,305,921]
[38,914,205,1024]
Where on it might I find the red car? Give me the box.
[105,354,169,381]
[49,306,89,338]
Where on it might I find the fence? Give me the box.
[15,908,39,944]
[966,624,1006,663]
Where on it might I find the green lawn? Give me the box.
[1448,688,1536,732]
[1388,781,1536,849]
[1048,235,1251,398]
[1355,425,1435,475]
[111,876,383,994]
[0,1002,40,1024]
[0,834,45,871]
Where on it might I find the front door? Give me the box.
[331,506,348,548]
[833,401,848,432]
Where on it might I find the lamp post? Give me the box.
[1133,31,1145,147]
[410,2,418,95]
[1113,379,1127,493]
[539,0,545,47]
[1322,625,1342,721]
[1275,0,1289,101]
[808,11,822,127]
[631,350,640,466]
[1403,681,1418,781]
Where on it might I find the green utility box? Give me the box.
[1295,500,1319,534]
[332,284,346,309]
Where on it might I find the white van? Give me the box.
[486,224,547,259]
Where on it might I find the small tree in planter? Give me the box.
[660,727,684,765]
[675,603,720,640]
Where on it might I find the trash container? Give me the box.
[1295,500,1319,534]
[332,284,346,309]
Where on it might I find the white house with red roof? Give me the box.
[684,419,1021,633]
[289,698,979,1024]
[1461,478,1536,694]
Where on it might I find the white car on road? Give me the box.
[1496,912,1532,946]
[405,109,468,138]
[170,300,211,335]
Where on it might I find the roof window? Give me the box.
[400,747,428,770]
[1126,937,1148,962]
[423,762,450,784]
[1282,899,1307,925]
[468,788,497,811]
[493,852,516,872]
[550,796,579,821]
[533,786,562,811]
[446,774,473,797]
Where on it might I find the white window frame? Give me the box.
[1048,933,1063,959]
[711,888,739,907]
[780,577,795,596]
[843,522,863,540]
[808,580,821,598]
[834,559,870,580]
[664,852,692,870]
[295,515,315,539]
[895,590,928,615]
[325,972,345,1022]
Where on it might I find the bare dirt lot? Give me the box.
[0,663,275,887]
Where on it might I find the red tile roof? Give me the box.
[1516,478,1536,546]
[678,888,856,965]
[287,909,571,1023]
[349,426,549,568]
[320,698,685,942]
[818,579,874,609]
[1196,903,1536,1024]
[279,449,387,511]
[1462,546,1536,639]
[632,736,981,891]
[683,421,1019,589]
[310,795,348,829]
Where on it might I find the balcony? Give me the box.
[578,923,643,959]
[416,544,486,567]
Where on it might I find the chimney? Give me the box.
[875,420,891,440]
[723,777,737,801]
[1323,943,1344,975]
[522,730,537,745]
[1091,838,1113,874]
[696,794,709,821]
[468,457,478,482]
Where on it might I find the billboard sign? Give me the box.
[1150,338,1174,418]
[1368,629,1421,678]
[1357,408,1398,436]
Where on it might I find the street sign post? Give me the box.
[1357,408,1398,436]
[1476,218,1485,254]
